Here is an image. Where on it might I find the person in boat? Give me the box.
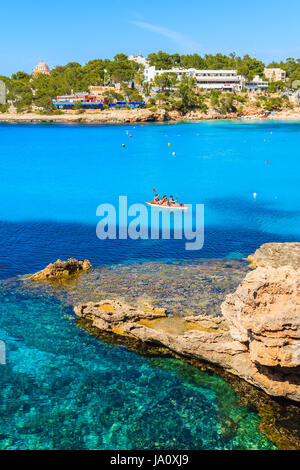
[153,194,160,204]
[159,195,168,205]
[168,195,176,205]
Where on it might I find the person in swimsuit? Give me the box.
[168,195,176,205]
[154,194,160,204]
[159,195,168,205]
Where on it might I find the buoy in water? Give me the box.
[129,135,133,138]
[168,142,171,146]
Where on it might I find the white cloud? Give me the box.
[131,21,201,52]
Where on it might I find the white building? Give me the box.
[33,61,51,76]
[244,75,269,92]
[264,68,286,82]
[128,55,149,67]
[144,66,246,91]
[192,70,245,91]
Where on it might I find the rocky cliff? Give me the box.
[221,263,300,401]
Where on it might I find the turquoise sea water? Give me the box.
[0,278,276,450]
[0,120,299,449]
[1,120,300,278]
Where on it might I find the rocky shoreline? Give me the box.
[29,243,300,403]
[71,243,300,403]
[27,243,300,448]
[1,108,300,124]
[30,243,300,402]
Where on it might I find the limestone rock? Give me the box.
[31,258,92,281]
[75,262,300,401]
[221,266,300,362]
[247,242,300,269]
[140,301,168,316]
[74,300,252,390]
[74,299,167,327]
[72,242,300,401]
[221,265,300,400]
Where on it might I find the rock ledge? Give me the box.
[74,243,300,402]
[31,258,92,281]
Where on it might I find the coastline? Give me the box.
[1,107,300,124]
[21,243,300,449]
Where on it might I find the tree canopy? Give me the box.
[2,54,142,112]
[1,52,299,113]
[147,51,287,80]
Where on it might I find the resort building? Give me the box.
[52,92,144,110]
[244,75,269,92]
[264,68,286,82]
[33,61,51,76]
[53,93,107,110]
[88,85,119,95]
[192,70,245,91]
[0,80,6,104]
[144,66,246,92]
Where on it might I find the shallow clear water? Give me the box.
[0,121,299,449]
[21,259,250,318]
[0,279,275,450]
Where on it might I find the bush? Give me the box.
[235,95,246,103]
[146,101,155,108]
[210,90,221,109]
[219,93,237,114]
[286,101,294,109]
[264,97,283,111]
[0,104,9,113]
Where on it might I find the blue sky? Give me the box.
[1,0,299,76]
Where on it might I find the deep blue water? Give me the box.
[1,120,300,278]
[0,120,299,449]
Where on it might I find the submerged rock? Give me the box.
[31,258,92,282]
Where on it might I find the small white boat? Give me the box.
[145,201,188,210]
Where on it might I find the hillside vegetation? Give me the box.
[0,53,299,115]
